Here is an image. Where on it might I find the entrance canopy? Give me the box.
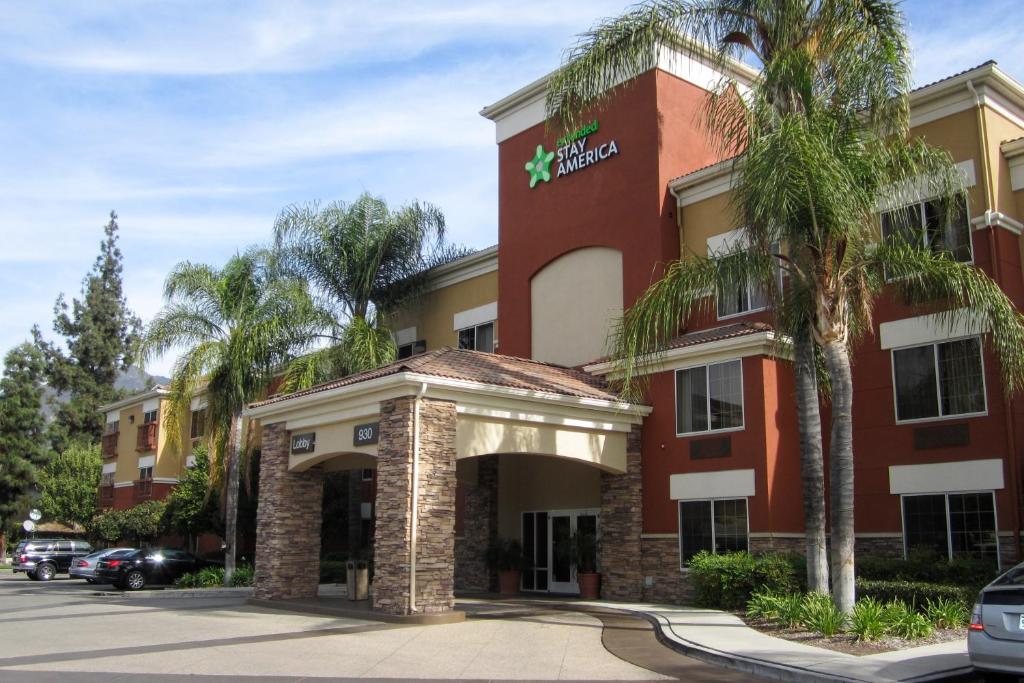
[245,348,650,474]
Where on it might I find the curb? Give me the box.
[94,586,253,599]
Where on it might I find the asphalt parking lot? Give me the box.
[0,572,761,682]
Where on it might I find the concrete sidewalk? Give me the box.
[457,597,971,683]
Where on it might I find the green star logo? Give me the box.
[525,144,555,188]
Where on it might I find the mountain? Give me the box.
[40,367,170,421]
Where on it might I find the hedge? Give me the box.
[856,550,998,591]
[688,551,800,609]
[855,578,976,609]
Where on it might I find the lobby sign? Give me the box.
[291,432,316,455]
[525,120,620,188]
[354,422,380,447]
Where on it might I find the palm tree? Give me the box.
[271,192,466,392]
[546,0,1024,612]
[139,250,319,584]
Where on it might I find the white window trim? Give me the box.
[677,497,751,571]
[899,490,1000,565]
[881,193,975,274]
[453,302,497,331]
[394,326,418,346]
[674,359,745,436]
[890,335,988,425]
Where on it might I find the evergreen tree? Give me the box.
[33,211,141,451]
[0,343,50,562]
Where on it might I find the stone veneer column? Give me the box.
[253,422,325,600]
[599,425,644,601]
[373,396,457,615]
[454,455,498,592]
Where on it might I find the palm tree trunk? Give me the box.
[795,330,829,594]
[822,339,855,613]
[222,414,242,586]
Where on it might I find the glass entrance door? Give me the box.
[521,511,548,591]
[522,509,599,594]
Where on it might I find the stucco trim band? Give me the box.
[889,458,1005,495]
[670,468,755,501]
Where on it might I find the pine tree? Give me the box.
[33,211,142,451]
[0,343,51,562]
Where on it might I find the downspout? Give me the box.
[968,79,1022,563]
[409,382,428,612]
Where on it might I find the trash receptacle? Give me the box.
[345,559,369,601]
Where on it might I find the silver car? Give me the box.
[69,548,133,584]
[969,561,1024,681]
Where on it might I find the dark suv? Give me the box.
[13,539,93,581]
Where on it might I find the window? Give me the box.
[189,409,205,440]
[143,409,158,424]
[882,194,971,263]
[397,339,426,359]
[101,472,115,486]
[105,420,119,435]
[138,466,153,481]
[361,468,374,482]
[678,498,749,564]
[892,337,985,422]
[458,322,494,352]
[675,360,743,434]
[715,243,779,319]
[902,492,997,561]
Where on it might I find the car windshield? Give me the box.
[992,564,1024,587]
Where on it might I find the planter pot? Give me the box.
[498,569,520,595]
[578,572,601,600]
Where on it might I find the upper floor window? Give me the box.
[679,498,749,565]
[143,409,158,424]
[138,465,153,481]
[458,322,494,353]
[675,360,744,435]
[892,337,985,422]
[104,420,120,435]
[715,243,780,320]
[397,340,426,359]
[881,194,971,263]
[190,409,205,440]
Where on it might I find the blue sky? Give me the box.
[1,0,1022,377]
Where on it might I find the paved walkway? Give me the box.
[466,598,970,683]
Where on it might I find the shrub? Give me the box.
[801,592,846,637]
[688,551,798,609]
[883,601,934,639]
[776,593,805,629]
[175,566,224,588]
[851,598,887,642]
[320,560,347,583]
[856,578,974,610]
[856,551,997,591]
[746,592,782,621]
[924,597,968,629]
[230,564,254,587]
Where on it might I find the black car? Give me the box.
[95,548,210,590]
[12,539,93,581]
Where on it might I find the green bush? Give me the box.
[776,593,805,629]
[230,565,254,587]
[856,550,997,591]
[800,592,846,637]
[924,597,968,629]
[851,598,887,641]
[688,551,798,609]
[746,591,783,621]
[883,601,934,639]
[176,566,224,588]
[856,578,974,610]
[320,560,347,583]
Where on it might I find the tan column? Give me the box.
[373,396,457,615]
[253,422,324,600]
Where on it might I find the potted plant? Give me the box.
[572,530,601,599]
[486,537,523,595]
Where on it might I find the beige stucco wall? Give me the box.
[386,270,499,352]
[982,108,1024,219]
[288,417,379,472]
[529,246,624,366]
[496,453,602,538]
[680,191,736,259]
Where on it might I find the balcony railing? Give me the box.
[101,432,119,458]
[136,422,158,452]
[134,479,153,502]
[98,485,114,507]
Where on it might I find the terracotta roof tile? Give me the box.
[250,347,621,409]
[665,321,773,350]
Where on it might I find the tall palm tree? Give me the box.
[546,0,1024,612]
[272,192,466,392]
[139,250,319,584]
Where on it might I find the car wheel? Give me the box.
[27,571,38,581]
[86,578,98,584]
[124,570,146,591]
[36,564,56,581]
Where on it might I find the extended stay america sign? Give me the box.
[524,120,620,188]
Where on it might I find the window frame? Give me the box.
[714,242,782,321]
[674,359,746,436]
[899,490,1000,563]
[457,321,495,353]
[881,193,974,272]
[361,468,374,482]
[189,409,205,441]
[677,497,751,570]
[143,409,158,424]
[138,465,153,481]
[890,335,988,425]
[397,339,427,359]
